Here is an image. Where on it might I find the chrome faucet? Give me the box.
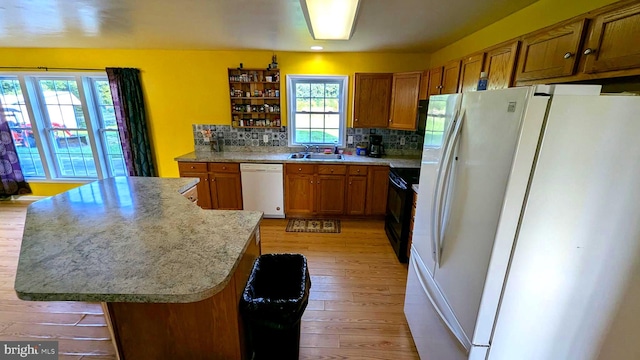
[303,144,312,153]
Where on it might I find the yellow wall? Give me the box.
[1,49,429,195]
[429,0,621,66]
[28,182,85,197]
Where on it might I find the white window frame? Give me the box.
[286,75,348,147]
[1,72,124,181]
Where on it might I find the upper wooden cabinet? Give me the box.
[484,41,520,90]
[427,66,444,98]
[459,54,485,92]
[418,70,430,100]
[353,73,393,128]
[389,72,422,130]
[427,60,460,96]
[442,60,462,94]
[582,2,640,74]
[516,19,587,81]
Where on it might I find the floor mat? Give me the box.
[285,219,341,233]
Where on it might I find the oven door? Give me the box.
[385,175,409,261]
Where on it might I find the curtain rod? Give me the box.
[0,66,104,71]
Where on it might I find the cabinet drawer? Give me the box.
[317,165,347,175]
[348,166,368,176]
[178,162,207,173]
[286,164,315,174]
[208,163,239,173]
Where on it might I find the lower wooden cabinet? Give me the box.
[366,166,389,216]
[178,162,242,210]
[346,166,368,216]
[316,175,346,215]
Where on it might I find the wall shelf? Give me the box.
[229,67,281,127]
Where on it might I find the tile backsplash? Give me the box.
[192,125,424,154]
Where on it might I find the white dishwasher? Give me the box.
[240,163,285,218]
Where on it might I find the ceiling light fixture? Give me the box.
[310,46,324,50]
[300,0,361,40]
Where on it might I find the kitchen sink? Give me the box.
[287,153,343,160]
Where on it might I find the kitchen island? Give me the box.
[14,177,263,359]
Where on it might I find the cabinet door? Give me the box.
[353,73,393,128]
[316,175,346,215]
[442,60,461,94]
[285,174,315,215]
[484,41,520,90]
[583,3,640,73]
[516,19,587,81]
[366,166,389,216]
[389,72,422,130]
[418,70,430,100]
[346,175,367,215]
[427,66,444,97]
[211,172,243,210]
[180,172,212,209]
[459,54,486,92]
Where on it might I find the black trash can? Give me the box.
[240,253,311,360]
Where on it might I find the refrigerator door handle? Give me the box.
[430,109,459,264]
[432,111,465,266]
[437,111,465,262]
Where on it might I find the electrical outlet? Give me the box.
[263,134,269,143]
[347,135,354,145]
[400,137,406,145]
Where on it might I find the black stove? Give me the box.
[385,167,420,263]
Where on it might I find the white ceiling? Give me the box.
[0,0,538,52]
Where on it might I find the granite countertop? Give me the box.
[14,177,263,303]
[175,151,421,169]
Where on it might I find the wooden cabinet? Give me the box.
[181,184,199,205]
[418,70,430,100]
[442,60,462,94]
[484,41,520,90]
[353,73,393,128]
[458,54,485,92]
[316,175,346,215]
[366,166,389,216]
[346,166,368,215]
[427,66,444,98]
[582,3,640,74]
[178,162,242,210]
[427,60,460,96]
[228,67,281,128]
[516,20,587,81]
[285,164,316,216]
[389,72,422,130]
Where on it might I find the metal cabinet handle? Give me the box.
[222,166,226,170]
[298,168,302,171]
[356,169,360,173]
[389,119,393,123]
[190,166,195,169]
[310,180,313,184]
[583,48,595,55]
[564,52,573,59]
[349,181,352,185]
[330,169,334,172]
[355,118,358,122]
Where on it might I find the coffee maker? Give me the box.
[368,135,384,158]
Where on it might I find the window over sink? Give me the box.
[286,75,347,147]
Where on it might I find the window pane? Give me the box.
[295,113,310,128]
[310,130,324,143]
[295,129,310,143]
[296,83,310,98]
[311,98,324,112]
[326,114,339,128]
[311,84,324,98]
[39,79,97,178]
[310,114,324,128]
[296,98,310,112]
[0,78,45,177]
[325,98,339,112]
[325,84,339,98]
[325,129,339,143]
[93,79,125,177]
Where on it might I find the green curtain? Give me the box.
[106,68,156,177]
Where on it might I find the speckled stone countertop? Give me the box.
[175,151,421,169]
[14,177,263,303]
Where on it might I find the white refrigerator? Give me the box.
[405,85,640,359]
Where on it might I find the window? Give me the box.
[423,96,448,147]
[0,74,125,180]
[287,75,347,146]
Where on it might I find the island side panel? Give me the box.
[106,231,260,360]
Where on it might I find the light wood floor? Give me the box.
[0,201,418,359]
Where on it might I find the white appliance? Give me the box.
[240,163,284,218]
[405,85,640,359]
